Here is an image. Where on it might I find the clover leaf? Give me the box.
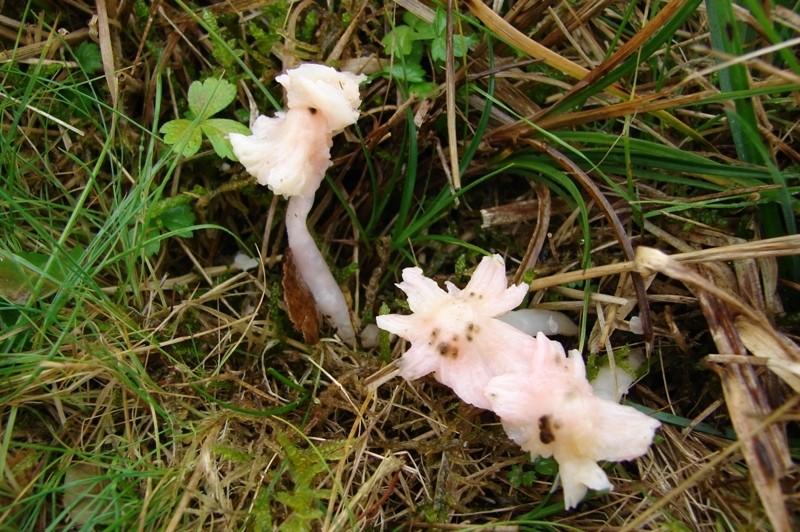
[160,119,203,157]
[201,118,249,160]
[189,78,238,120]
[159,78,250,159]
[381,25,416,57]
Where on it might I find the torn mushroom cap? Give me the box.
[278,63,366,133]
[231,109,332,197]
[229,64,366,198]
[485,333,661,509]
[376,254,537,410]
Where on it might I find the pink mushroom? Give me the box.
[485,333,661,509]
[376,254,539,409]
[377,255,660,508]
[230,64,366,343]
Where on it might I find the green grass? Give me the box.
[1,0,798,530]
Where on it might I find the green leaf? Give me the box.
[381,26,416,56]
[201,118,250,160]
[158,203,196,237]
[409,81,437,97]
[383,62,426,83]
[0,253,35,303]
[430,38,446,63]
[433,8,447,37]
[187,78,237,120]
[533,457,559,476]
[428,9,476,62]
[160,119,203,157]
[73,41,103,74]
[143,229,161,257]
[452,34,478,58]
[403,11,433,33]
[508,465,538,489]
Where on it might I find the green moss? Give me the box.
[273,432,345,530]
[201,9,243,76]
[212,444,252,462]
[299,10,319,43]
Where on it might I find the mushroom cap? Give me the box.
[230,63,367,198]
[277,64,366,133]
[485,333,661,509]
[376,254,533,409]
[229,108,332,197]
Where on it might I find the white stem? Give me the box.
[285,195,356,343]
[499,309,579,337]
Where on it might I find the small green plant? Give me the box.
[201,9,244,73]
[381,8,478,94]
[73,41,103,74]
[507,457,559,489]
[265,431,345,531]
[142,194,198,256]
[508,463,537,489]
[159,78,249,159]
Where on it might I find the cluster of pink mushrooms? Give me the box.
[377,255,661,508]
[229,64,660,510]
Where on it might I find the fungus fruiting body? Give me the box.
[486,333,661,509]
[230,64,366,343]
[377,257,660,508]
[232,108,332,197]
[376,254,537,409]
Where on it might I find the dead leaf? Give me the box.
[634,246,795,531]
[63,462,112,526]
[282,247,321,344]
[736,315,800,392]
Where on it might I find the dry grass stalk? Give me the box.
[634,246,797,531]
[528,234,800,292]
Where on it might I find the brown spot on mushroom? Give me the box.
[437,342,459,358]
[309,107,318,114]
[465,322,478,342]
[428,328,440,346]
[539,415,555,444]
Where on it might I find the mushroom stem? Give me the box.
[285,194,356,343]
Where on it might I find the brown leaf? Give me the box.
[699,283,793,532]
[736,315,800,392]
[63,462,112,526]
[282,247,320,344]
[634,246,795,531]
